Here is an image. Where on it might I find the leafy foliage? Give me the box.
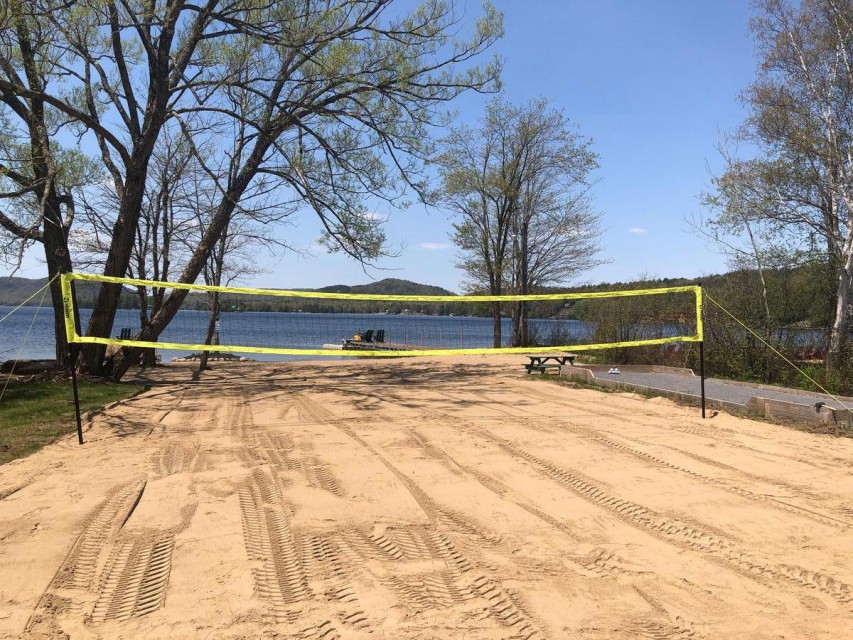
[436,97,602,346]
[0,0,504,378]
[702,0,853,369]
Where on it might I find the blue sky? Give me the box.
[11,0,758,292]
[275,0,758,291]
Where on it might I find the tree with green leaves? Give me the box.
[0,0,502,378]
[0,0,99,366]
[107,0,502,379]
[437,97,600,347]
[704,0,853,369]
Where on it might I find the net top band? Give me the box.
[63,272,701,303]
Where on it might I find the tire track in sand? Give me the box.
[438,387,850,530]
[25,479,152,635]
[29,430,206,630]
[497,408,846,530]
[229,395,366,634]
[299,392,704,637]
[91,535,175,621]
[238,468,313,620]
[294,394,543,640]
[471,423,853,607]
[238,468,370,636]
[153,443,208,477]
[515,380,842,473]
[228,396,343,498]
[404,425,648,579]
[54,479,147,590]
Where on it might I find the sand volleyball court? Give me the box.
[1,357,852,638]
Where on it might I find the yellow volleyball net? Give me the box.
[60,272,703,359]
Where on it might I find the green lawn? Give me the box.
[0,381,140,464]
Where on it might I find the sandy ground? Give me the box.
[1,356,853,639]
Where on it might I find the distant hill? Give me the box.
[316,278,454,296]
[0,276,132,308]
[0,276,50,306]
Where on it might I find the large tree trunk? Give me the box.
[76,0,185,374]
[510,219,530,348]
[197,293,220,373]
[107,145,267,381]
[78,167,150,374]
[133,286,156,367]
[511,303,520,347]
[41,195,75,368]
[518,216,530,347]
[827,255,852,369]
[492,302,501,348]
[199,233,228,372]
[489,270,502,347]
[10,0,76,369]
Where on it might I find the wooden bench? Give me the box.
[524,354,575,374]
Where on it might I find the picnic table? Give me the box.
[524,354,575,374]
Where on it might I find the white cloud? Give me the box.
[419,242,451,250]
[628,227,648,235]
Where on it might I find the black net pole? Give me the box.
[62,266,84,445]
[699,339,706,419]
[698,282,706,419]
[69,341,84,445]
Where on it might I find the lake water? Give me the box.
[0,306,597,363]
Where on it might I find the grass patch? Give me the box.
[0,380,140,464]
